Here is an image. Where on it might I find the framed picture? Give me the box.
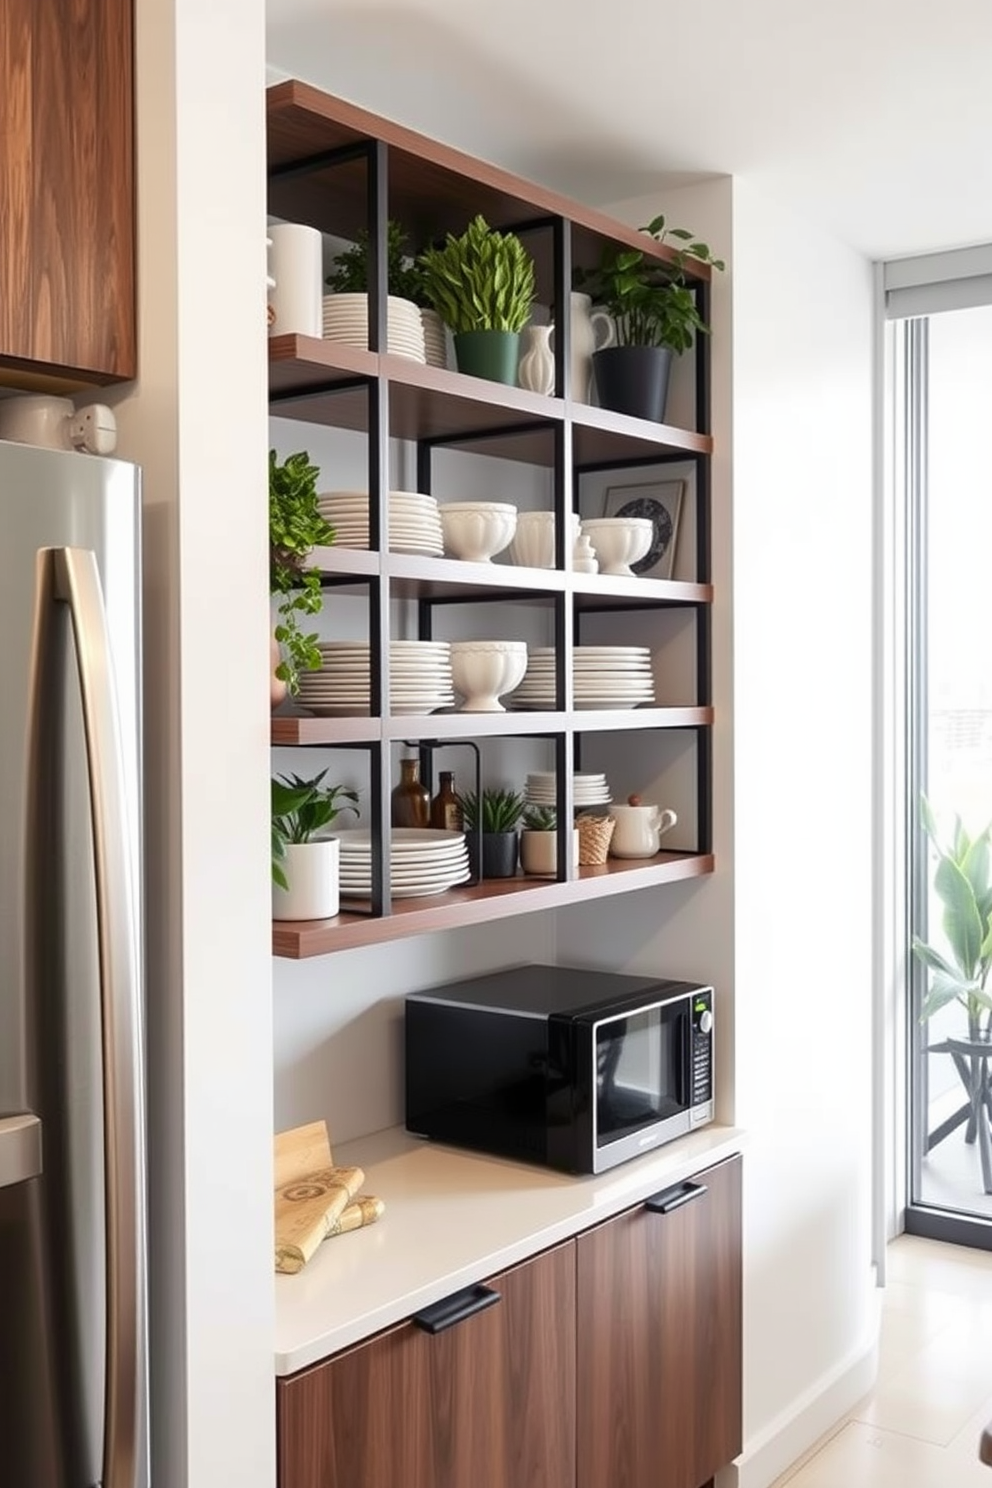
[603,479,685,579]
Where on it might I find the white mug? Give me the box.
[608,803,678,859]
[268,223,323,338]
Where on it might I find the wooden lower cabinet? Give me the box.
[577,1155,743,1488]
[277,1239,576,1488]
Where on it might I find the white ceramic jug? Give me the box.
[608,801,677,859]
[570,292,616,403]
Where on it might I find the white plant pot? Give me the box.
[272,838,340,920]
[519,828,580,877]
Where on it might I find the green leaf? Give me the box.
[912,937,967,981]
[934,854,983,976]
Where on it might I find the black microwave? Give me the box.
[405,964,714,1175]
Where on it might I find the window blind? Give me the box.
[884,243,992,319]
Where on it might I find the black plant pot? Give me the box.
[468,831,519,880]
[593,345,673,424]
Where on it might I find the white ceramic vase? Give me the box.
[570,292,616,403]
[520,828,580,877]
[272,838,341,920]
[518,324,556,395]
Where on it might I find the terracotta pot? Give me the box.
[271,633,288,710]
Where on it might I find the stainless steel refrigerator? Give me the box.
[0,439,147,1488]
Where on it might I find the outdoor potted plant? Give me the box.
[576,214,724,423]
[519,804,580,877]
[912,798,992,1193]
[417,214,535,385]
[272,769,360,920]
[324,219,445,366]
[269,448,334,700]
[458,786,525,879]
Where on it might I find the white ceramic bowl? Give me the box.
[438,502,517,563]
[579,517,653,577]
[507,510,581,569]
[450,640,529,712]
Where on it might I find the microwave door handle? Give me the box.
[44,547,143,1488]
[644,1180,709,1215]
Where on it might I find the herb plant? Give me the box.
[522,805,557,831]
[912,796,992,1033]
[576,215,725,354]
[325,219,427,305]
[417,215,535,334]
[271,770,360,889]
[269,449,334,696]
[458,787,526,835]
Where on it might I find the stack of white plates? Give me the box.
[296,640,454,716]
[525,772,611,807]
[318,490,444,556]
[321,293,426,362]
[336,827,470,899]
[512,646,655,711]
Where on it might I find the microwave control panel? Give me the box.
[690,991,714,1114]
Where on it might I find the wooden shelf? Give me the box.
[271,706,713,749]
[267,339,711,467]
[272,852,715,958]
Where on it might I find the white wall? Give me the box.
[113,2,275,1484]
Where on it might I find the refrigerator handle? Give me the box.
[41,546,143,1488]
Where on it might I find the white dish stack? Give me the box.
[321,292,426,362]
[296,640,454,716]
[512,646,656,710]
[525,772,611,808]
[317,490,444,555]
[336,827,470,900]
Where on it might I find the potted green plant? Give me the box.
[576,215,724,423]
[272,770,360,920]
[417,214,535,385]
[519,804,580,878]
[269,448,334,700]
[912,798,992,1192]
[458,786,525,878]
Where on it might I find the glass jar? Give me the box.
[430,770,463,831]
[391,756,430,828]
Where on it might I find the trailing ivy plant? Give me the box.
[269,449,334,696]
[576,214,725,354]
[271,770,360,888]
[417,215,535,334]
[325,219,428,305]
[458,787,526,835]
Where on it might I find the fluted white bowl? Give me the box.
[438,502,517,562]
[507,510,581,569]
[450,640,529,713]
[579,517,653,577]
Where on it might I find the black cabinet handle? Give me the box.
[412,1283,502,1334]
[644,1180,708,1215]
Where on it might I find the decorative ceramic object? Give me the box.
[608,800,678,859]
[570,292,615,402]
[450,640,528,712]
[438,501,517,562]
[508,510,581,569]
[520,827,580,877]
[518,324,555,395]
[572,533,599,573]
[268,223,322,338]
[272,838,341,920]
[453,330,520,385]
[579,517,653,577]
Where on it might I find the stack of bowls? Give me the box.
[296,640,454,716]
[322,293,426,362]
[438,501,517,562]
[318,491,443,555]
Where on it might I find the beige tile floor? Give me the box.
[771,1234,992,1487]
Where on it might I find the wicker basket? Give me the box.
[576,813,615,866]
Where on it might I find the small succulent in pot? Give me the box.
[269,448,334,697]
[459,787,526,835]
[522,804,557,832]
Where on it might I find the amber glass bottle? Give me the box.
[430,770,463,831]
[391,757,430,828]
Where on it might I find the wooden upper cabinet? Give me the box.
[277,1240,576,1488]
[0,0,135,390]
[577,1155,743,1488]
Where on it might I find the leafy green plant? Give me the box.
[576,215,725,354]
[271,770,360,889]
[325,220,427,305]
[522,804,557,831]
[911,796,992,1032]
[417,215,535,334]
[458,787,526,834]
[269,449,334,696]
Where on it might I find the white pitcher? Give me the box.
[608,802,677,859]
[570,292,616,403]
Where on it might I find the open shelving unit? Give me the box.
[267,79,716,960]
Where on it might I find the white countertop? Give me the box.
[274,1122,745,1376]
